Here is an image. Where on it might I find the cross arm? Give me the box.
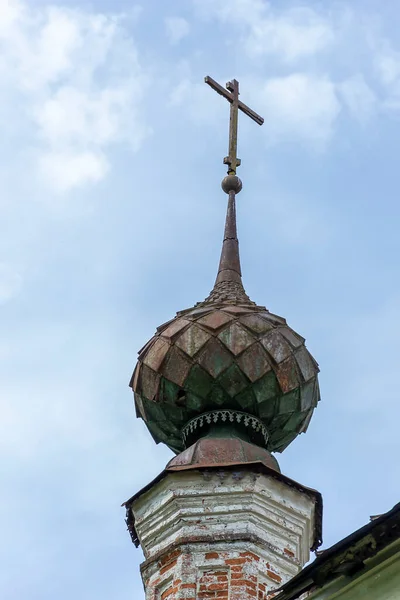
[205,76,264,126]
[205,75,232,103]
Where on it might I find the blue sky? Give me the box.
[1,0,400,597]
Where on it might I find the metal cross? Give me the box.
[205,76,264,175]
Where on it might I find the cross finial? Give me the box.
[205,76,264,177]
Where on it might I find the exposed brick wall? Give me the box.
[133,469,317,600]
[142,546,286,600]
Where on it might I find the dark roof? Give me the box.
[122,461,323,551]
[274,502,400,600]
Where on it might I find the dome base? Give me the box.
[167,435,280,473]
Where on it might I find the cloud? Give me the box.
[168,65,225,124]
[374,43,400,87]
[0,1,150,192]
[0,263,22,303]
[165,16,190,45]
[258,73,341,148]
[171,71,341,149]
[373,40,400,111]
[338,74,377,123]
[194,0,334,62]
[331,296,400,447]
[38,151,109,192]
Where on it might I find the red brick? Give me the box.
[225,558,246,565]
[267,570,282,584]
[205,552,219,560]
[239,552,260,562]
[159,559,177,575]
[159,549,181,567]
[161,587,173,599]
[208,583,226,591]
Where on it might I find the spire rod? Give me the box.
[203,76,264,303]
[215,190,242,285]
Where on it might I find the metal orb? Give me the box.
[221,175,242,194]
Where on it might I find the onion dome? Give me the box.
[130,176,320,455]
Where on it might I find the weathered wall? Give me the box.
[131,469,317,600]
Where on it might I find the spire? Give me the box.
[201,175,253,305]
[216,189,241,285]
[202,76,264,306]
[203,177,254,305]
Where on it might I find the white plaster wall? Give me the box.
[133,469,316,570]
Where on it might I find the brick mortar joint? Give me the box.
[140,534,301,576]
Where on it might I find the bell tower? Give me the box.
[124,76,322,600]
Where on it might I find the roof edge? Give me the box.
[122,461,323,552]
[273,501,400,600]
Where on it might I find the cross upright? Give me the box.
[205,76,264,175]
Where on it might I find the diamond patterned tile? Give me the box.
[261,330,292,364]
[130,364,140,389]
[159,377,180,404]
[217,363,249,397]
[156,318,175,333]
[269,414,291,430]
[187,307,213,317]
[143,338,170,371]
[160,318,190,339]
[235,388,257,412]
[299,408,314,433]
[259,311,287,325]
[279,327,304,348]
[185,392,206,412]
[278,388,300,414]
[184,364,214,399]
[197,337,233,378]
[139,363,160,401]
[283,410,309,432]
[197,310,233,330]
[160,346,192,387]
[237,343,271,382]
[257,397,276,420]
[218,322,254,355]
[300,379,316,410]
[253,371,279,403]
[134,393,145,419]
[140,395,167,421]
[275,356,299,393]
[314,378,321,405]
[273,431,297,452]
[137,338,155,360]
[207,385,230,407]
[295,347,318,382]
[175,324,211,357]
[222,306,254,315]
[165,403,190,426]
[239,313,273,334]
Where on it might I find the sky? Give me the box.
[1,0,400,597]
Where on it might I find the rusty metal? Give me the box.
[226,79,240,174]
[205,76,263,175]
[182,410,270,448]
[129,76,320,456]
[166,436,280,472]
[131,303,320,453]
[215,190,242,286]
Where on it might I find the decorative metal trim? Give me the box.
[182,410,269,448]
